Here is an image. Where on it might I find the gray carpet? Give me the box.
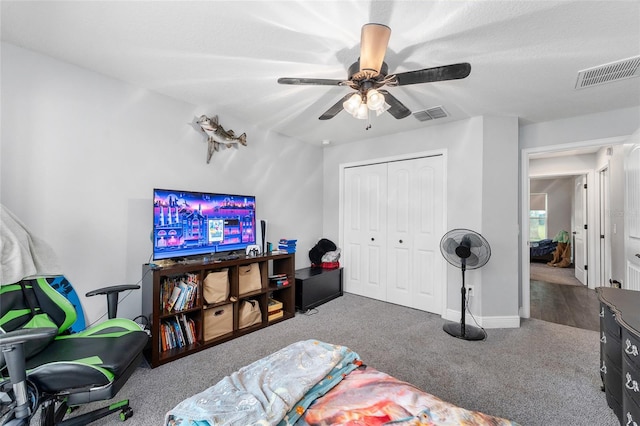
[76,293,616,426]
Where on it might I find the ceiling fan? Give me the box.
[277,23,471,125]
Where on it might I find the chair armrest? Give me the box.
[85,285,140,320]
[85,284,140,297]
[0,327,57,418]
[0,327,58,347]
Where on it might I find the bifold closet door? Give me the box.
[343,163,388,301]
[343,155,444,315]
[386,156,444,314]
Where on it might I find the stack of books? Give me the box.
[161,273,199,313]
[269,273,289,287]
[160,314,197,352]
[278,239,297,254]
[268,298,283,321]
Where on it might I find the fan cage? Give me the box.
[440,228,491,270]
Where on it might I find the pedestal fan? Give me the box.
[440,229,491,341]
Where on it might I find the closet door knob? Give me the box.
[399,240,403,243]
[371,238,375,241]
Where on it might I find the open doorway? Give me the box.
[520,136,628,326]
[528,174,597,330]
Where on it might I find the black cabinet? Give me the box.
[295,267,343,312]
[597,287,640,424]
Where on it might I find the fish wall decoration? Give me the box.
[194,115,247,163]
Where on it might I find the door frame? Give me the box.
[520,136,626,318]
[573,174,589,285]
[598,163,611,288]
[339,149,448,315]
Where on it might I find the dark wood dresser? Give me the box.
[597,287,640,425]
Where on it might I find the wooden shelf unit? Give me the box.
[142,253,295,368]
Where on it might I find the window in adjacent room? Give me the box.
[529,193,547,241]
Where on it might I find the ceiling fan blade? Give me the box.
[278,77,344,86]
[394,63,471,86]
[359,23,391,77]
[319,93,353,120]
[379,90,411,119]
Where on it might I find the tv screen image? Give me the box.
[153,189,256,260]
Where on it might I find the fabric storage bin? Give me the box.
[238,299,262,329]
[203,303,233,341]
[239,263,262,295]
[203,268,229,304]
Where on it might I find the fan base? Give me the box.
[443,322,485,341]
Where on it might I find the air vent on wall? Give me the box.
[575,55,640,89]
[413,106,449,122]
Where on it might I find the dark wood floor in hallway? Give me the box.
[530,279,601,332]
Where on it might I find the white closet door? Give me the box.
[386,156,444,314]
[343,163,388,301]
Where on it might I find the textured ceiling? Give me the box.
[2,1,639,145]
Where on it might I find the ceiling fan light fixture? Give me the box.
[359,23,391,77]
[343,93,363,115]
[366,89,385,110]
[374,102,390,116]
[355,103,369,120]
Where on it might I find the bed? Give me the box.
[529,238,557,262]
[165,340,519,426]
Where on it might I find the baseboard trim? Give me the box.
[444,309,520,329]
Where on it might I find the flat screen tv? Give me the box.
[152,188,256,260]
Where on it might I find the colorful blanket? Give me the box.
[165,340,518,426]
[165,340,359,425]
[298,367,516,426]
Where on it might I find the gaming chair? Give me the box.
[0,276,148,425]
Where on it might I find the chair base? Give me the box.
[42,398,133,426]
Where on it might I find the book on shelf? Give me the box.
[166,286,181,312]
[161,275,199,312]
[160,314,199,352]
[269,274,289,287]
[278,239,297,245]
[277,238,297,254]
[268,273,288,280]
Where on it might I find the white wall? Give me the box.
[1,43,324,324]
[520,106,640,149]
[322,115,520,326]
[480,116,519,321]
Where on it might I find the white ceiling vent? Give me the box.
[413,106,449,121]
[575,55,640,89]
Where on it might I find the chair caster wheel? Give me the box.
[119,407,133,421]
